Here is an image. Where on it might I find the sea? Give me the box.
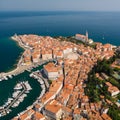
[0,11,120,119]
[0,11,120,72]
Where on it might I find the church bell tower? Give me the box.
[86,30,88,42]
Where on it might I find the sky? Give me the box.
[0,0,120,12]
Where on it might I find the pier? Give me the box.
[0,82,27,116]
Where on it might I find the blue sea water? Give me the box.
[0,11,120,72]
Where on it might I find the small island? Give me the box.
[0,33,120,120]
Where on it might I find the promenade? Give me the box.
[34,71,49,89]
[0,65,32,79]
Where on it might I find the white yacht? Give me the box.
[4,76,8,80]
[12,91,21,98]
[8,75,13,79]
[14,83,23,90]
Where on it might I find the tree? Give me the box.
[108,105,120,120]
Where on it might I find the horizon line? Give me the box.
[1,10,120,12]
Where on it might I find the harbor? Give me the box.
[0,60,50,120]
[0,34,52,119]
[29,70,49,99]
[0,59,50,82]
[0,51,51,120]
[0,81,32,117]
[0,68,42,120]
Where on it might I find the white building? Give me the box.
[42,50,53,60]
[62,47,73,55]
[44,101,62,120]
[75,31,93,44]
[43,62,63,80]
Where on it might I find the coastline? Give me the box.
[10,36,26,50]
[0,35,31,79]
[0,35,50,119]
[0,11,120,120]
[0,35,115,119]
[8,37,25,71]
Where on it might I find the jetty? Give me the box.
[0,81,31,117]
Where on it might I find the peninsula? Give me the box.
[0,33,120,120]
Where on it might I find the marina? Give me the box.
[29,70,47,99]
[0,59,49,82]
[0,69,42,120]
[0,81,32,117]
[0,56,50,120]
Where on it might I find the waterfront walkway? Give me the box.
[36,72,49,89]
[0,65,31,78]
[0,34,54,80]
[30,70,49,89]
[0,59,53,80]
